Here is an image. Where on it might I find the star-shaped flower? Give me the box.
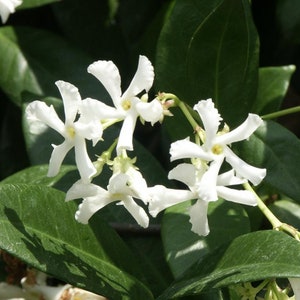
[25,80,103,181]
[170,99,266,201]
[149,162,256,236]
[87,55,163,154]
[0,0,22,23]
[66,156,150,228]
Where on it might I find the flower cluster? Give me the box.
[25,55,266,236]
[0,0,22,23]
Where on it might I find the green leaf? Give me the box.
[252,65,295,115]
[0,184,153,300]
[0,26,109,106]
[156,0,259,127]
[19,0,60,9]
[161,200,250,279]
[157,230,300,299]
[234,120,300,203]
[1,164,76,186]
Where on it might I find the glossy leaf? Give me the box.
[156,0,259,127]
[0,184,153,300]
[0,26,109,107]
[234,120,300,203]
[18,0,60,9]
[157,230,300,299]
[252,65,295,115]
[1,164,76,186]
[162,200,250,279]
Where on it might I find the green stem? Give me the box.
[262,106,300,120]
[244,182,300,240]
[244,182,282,228]
[161,93,200,133]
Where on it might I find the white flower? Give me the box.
[66,157,150,228]
[25,80,101,181]
[289,278,300,299]
[170,99,266,198]
[87,55,163,154]
[149,163,256,236]
[0,0,22,23]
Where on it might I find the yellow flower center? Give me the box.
[122,99,131,111]
[67,126,76,138]
[211,144,223,155]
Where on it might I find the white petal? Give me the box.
[289,278,300,299]
[215,114,263,145]
[126,167,150,203]
[75,119,103,146]
[108,173,132,195]
[0,0,21,23]
[66,181,102,201]
[74,137,97,182]
[197,157,224,202]
[224,146,266,185]
[135,99,163,125]
[168,163,197,187]
[148,185,195,217]
[55,80,81,124]
[75,193,113,224]
[121,196,149,228]
[25,101,65,135]
[48,140,73,177]
[170,137,213,162]
[122,55,154,99]
[80,98,124,120]
[216,186,257,206]
[87,60,122,108]
[217,170,246,186]
[193,99,222,149]
[117,111,138,154]
[189,200,210,236]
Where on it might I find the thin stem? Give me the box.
[161,93,201,133]
[244,182,282,228]
[244,182,300,240]
[262,106,300,120]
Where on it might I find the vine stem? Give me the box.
[244,182,300,240]
[262,105,300,120]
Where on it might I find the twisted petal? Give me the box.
[148,185,195,217]
[0,0,21,23]
[75,119,103,146]
[120,196,149,228]
[55,80,81,124]
[217,170,246,186]
[197,157,224,202]
[189,200,210,236]
[168,163,197,187]
[66,181,102,201]
[25,101,65,135]
[289,278,300,299]
[193,99,222,149]
[170,137,213,162]
[48,140,73,177]
[224,146,266,185]
[215,113,263,145]
[74,136,97,182]
[117,111,138,154]
[80,98,124,120]
[122,55,154,100]
[87,60,122,108]
[216,186,257,206]
[135,99,163,125]
[108,173,132,196]
[75,193,113,224]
